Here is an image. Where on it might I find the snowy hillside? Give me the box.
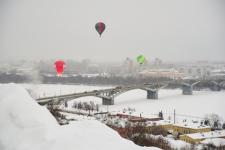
[0,84,159,150]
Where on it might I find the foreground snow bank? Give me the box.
[0,84,159,150]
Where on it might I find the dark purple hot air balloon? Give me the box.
[95,22,106,37]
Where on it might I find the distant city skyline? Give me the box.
[0,0,225,62]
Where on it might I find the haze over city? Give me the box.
[1,1,225,150]
[1,0,225,62]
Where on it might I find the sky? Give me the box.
[0,0,225,62]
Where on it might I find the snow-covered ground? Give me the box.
[201,138,225,147]
[0,83,159,150]
[18,83,225,120]
[109,89,225,121]
[1,83,224,149]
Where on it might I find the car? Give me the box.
[144,83,151,85]
[58,119,69,125]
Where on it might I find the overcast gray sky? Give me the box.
[0,0,225,62]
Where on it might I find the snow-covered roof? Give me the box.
[201,138,225,147]
[146,120,172,126]
[185,130,225,140]
[146,120,210,129]
[173,122,211,129]
[110,110,160,120]
[211,69,225,73]
[80,73,109,77]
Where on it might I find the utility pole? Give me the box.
[156,59,159,89]
[174,109,176,124]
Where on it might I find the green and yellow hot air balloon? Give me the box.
[136,55,146,65]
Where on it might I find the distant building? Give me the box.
[139,68,184,79]
[123,57,134,74]
[87,63,100,73]
[112,113,161,123]
[178,66,211,79]
[176,62,225,79]
[154,58,162,67]
[210,69,225,78]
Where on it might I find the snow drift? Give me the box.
[0,83,159,150]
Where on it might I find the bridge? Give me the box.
[209,81,225,91]
[37,84,168,105]
[36,80,224,106]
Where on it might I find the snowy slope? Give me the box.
[0,84,159,150]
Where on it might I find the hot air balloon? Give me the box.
[136,55,146,65]
[54,60,65,76]
[95,22,106,37]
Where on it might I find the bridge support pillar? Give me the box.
[102,97,114,105]
[147,90,158,99]
[182,85,193,95]
[211,84,221,91]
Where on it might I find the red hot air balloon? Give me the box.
[95,22,106,37]
[54,60,65,76]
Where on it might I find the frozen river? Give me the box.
[20,83,225,120]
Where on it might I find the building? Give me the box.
[112,113,161,123]
[210,69,225,78]
[139,69,185,80]
[168,123,211,135]
[146,120,211,135]
[180,130,225,144]
[122,57,135,75]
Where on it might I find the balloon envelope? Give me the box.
[95,22,106,37]
[136,55,146,64]
[54,60,65,76]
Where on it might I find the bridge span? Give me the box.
[36,80,224,106]
[36,84,168,105]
